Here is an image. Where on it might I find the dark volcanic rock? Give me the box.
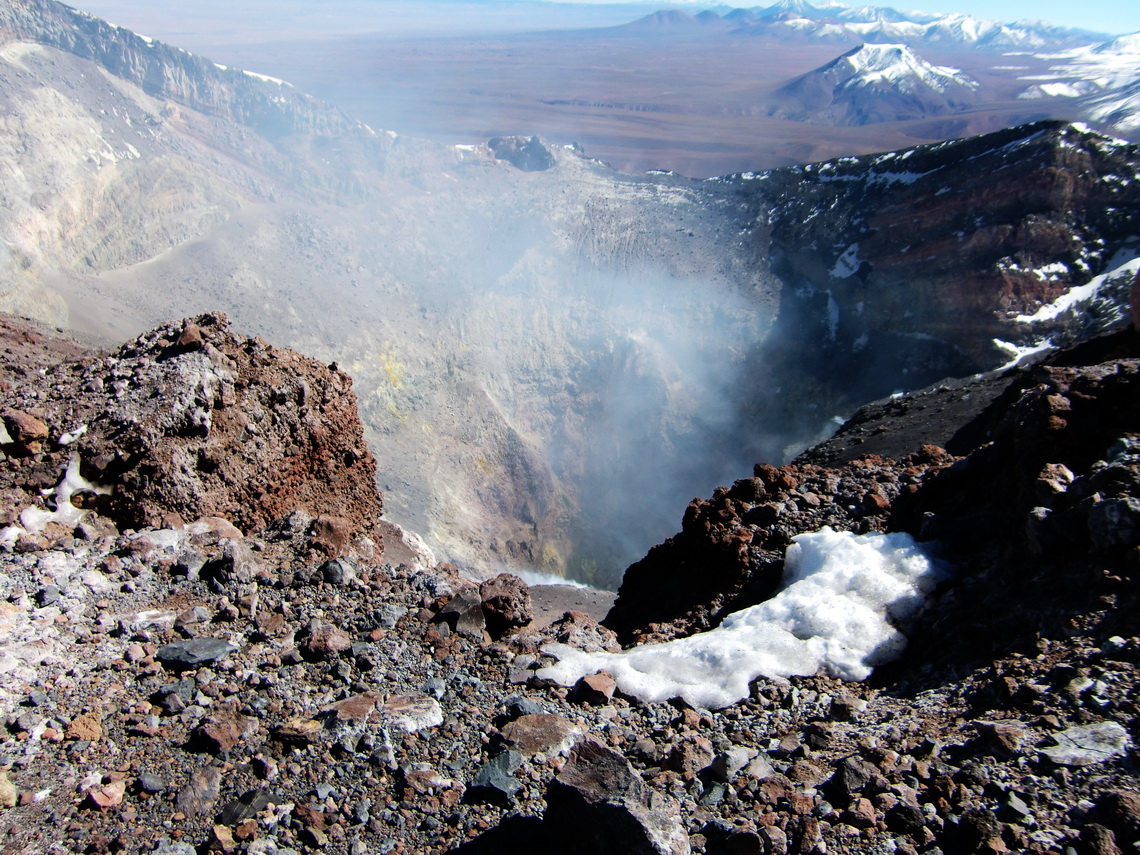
[544,739,690,854]
[156,638,239,669]
[488,136,555,171]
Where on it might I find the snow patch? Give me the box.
[540,528,945,709]
[831,244,862,278]
[993,337,1055,370]
[1014,252,1140,323]
[2,456,110,542]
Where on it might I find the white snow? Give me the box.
[839,43,979,94]
[993,337,1055,369]
[10,455,110,536]
[1015,251,1140,323]
[539,527,945,710]
[58,424,87,445]
[242,70,292,87]
[831,243,862,278]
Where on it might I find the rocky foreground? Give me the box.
[1,312,1139,855]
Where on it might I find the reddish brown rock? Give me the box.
[571,671,617,705]
[195,705,257,754]
[502,714,584,757]
[549,610,620,653]
[3,312,382,549]
[664,734,715,778]
[480,573,532,639]
[1,408,48,455]
[299,621,353,660]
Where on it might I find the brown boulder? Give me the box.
[1,408,48,456]
[480,573,532,638]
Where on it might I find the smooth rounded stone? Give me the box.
[156,638,239,669]
[320,559,356,586]
[1038,721,1132,767]
[136,772,167,794]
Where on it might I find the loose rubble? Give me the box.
[0,314,1137,855]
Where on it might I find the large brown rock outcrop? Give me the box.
[1,312,382,548]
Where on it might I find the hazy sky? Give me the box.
[72,0,1140,42]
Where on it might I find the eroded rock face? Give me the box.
[0,312,381,548]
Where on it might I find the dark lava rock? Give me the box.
[488,136,555,171]
[155,638,238,669]
[438,589,487,638]
[218,789,279,825]
[466,750,524,805]
[543,739,689,854]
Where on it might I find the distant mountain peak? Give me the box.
[770,41,980,125]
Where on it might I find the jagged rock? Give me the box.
[824,755,887,804]
[708,747,760,783]
[548,610,621,653]
[381,694,444,733]
[467,751,524,805]
[0,771,16,808]
[544,739,690,855]
[218,790,279,825]
[438,590,487,638]
[480,573,532,639]
[2,313,382,548]
[488,136,555,172]
[194,705,257,754]
[297,621,353,660]
[156,638,239,669]
[1,409,48,456]
[175,766,224,816]
[664,734,715,778]
[570,671,617,705]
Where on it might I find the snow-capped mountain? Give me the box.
[768,43,980,124]
[692,2,1109,49]
[1019,32,1140,134]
